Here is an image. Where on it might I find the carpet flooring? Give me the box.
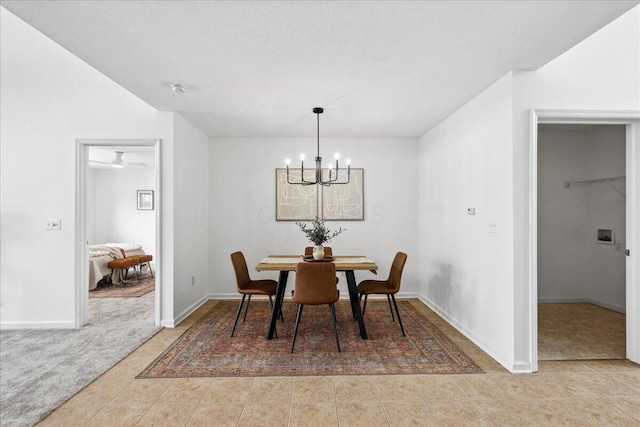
[89,273,155,298]
[538,303,626,360]
[138,300,482,378]
[0,292,160,427]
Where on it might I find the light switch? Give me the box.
[467,207,476,215]
[46,219,62,230]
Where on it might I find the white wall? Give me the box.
[172,114,210,325]
[418,73,516,369]
[538,126,626,312]
[512,5,640,368]
[0,8,174,328]
[418,6,639,372]
[209,137,419,299]
[93,168,156,255]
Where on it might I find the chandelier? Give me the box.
[285,107,351,186]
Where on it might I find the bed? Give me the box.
[88,243,147,290]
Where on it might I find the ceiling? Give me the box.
[2,1,638,138]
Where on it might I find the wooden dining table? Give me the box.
[256,255,378,340]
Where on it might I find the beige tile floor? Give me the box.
[37,300,640,426]
[538,303,626,360]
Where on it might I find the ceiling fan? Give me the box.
[89,151,148,169]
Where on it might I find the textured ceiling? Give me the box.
[2,1,638,138]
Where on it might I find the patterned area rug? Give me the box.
[138,300,482,377]
[89,273,155,298]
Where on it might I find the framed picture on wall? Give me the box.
[275,169,318,220]
[322,168,364,220]
[137,190,154,210]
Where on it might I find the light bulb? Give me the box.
[346,159,351,165]
[334,153,340,160]
[327,163,334,169]
[285,158,290,166]
[300,154,305,161]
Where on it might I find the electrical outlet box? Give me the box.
[46,219,62,230]
[467,207,475,215]
[489,220,499,233]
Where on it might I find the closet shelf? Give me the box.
[564,175,626,199]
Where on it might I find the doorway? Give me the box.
[537,124,626,361]
[529,110,640,372]
[75,139,162,327]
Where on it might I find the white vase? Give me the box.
[312,245,325,260]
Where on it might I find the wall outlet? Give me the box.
[489,220,499,233]
[46,219,62,230]
[467,207,476,215]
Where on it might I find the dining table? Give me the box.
[256,255,378,340]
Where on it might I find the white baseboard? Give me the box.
[418,295,527,374]
[0,320,76,329]
[161,295,210,328]
[538,297,625,314]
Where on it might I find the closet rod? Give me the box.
[564,175,626,188]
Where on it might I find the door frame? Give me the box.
[529,110,640,372]
[75,138,162,327]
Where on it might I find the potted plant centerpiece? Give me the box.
[296,217,345,260]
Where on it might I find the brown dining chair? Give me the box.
[291,262,341,352]
[357,252,408,337]
[230,251,283,337]
[304,247,339,285]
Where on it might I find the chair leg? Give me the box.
[390,294,406,337]
[243,295,252,321]
[291,304,304,353]
[387,294,395,322]
[231,295,246,337]
[362,295,368,318]
[329,303,341,352]
[148,262,154,278]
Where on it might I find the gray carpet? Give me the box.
[0,292,161,427]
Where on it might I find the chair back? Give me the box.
[230,251,251,290]
[292,262,339,305]
[304,246,333,256]
[387,252,408,293]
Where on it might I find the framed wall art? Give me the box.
[137,190,154,210]
[322,168,364,220]
[275,169,317,221]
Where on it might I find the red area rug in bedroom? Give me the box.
[137,300,483,378]
[89,273,154,298]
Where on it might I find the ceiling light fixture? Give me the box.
[285,107,351,186]
[170,83,188,94]
[111,151,126,168]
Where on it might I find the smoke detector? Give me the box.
[170,83,187,94]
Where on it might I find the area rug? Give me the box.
[90,273,154,298]
[138,300,482,378]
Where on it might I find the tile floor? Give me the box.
[37,300,640,426]
[538,303,626,360]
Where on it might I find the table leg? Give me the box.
[268,270,288,340]
[345,270,368,339]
